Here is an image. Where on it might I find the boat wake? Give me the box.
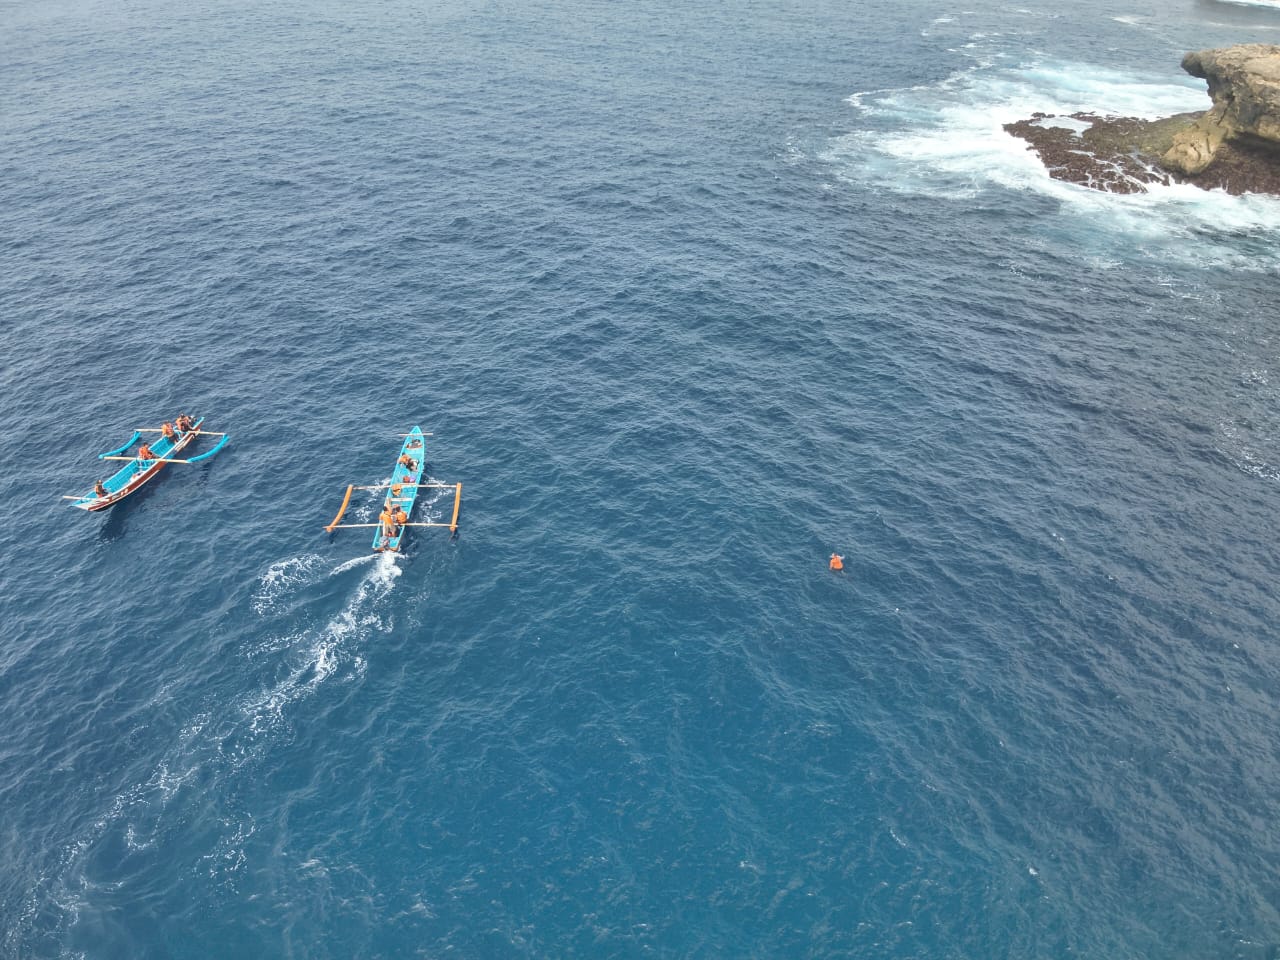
[13,550,408,952]
[250,554,327,614]
[242,551,400,732]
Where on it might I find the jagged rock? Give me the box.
[1003,44,1280,196]
[1162,106,1232,175]
[1162,44,1280,174]
[1003,113,1182,194]
[1184,45,1280,142]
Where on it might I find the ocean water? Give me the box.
[2,0,1279,956]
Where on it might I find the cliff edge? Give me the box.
[1162,44,1280,175]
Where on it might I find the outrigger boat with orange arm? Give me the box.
[61,417,231,512]
[324,425,461,551]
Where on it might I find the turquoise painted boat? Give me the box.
[324,426,462,552]
[65,417,230,512]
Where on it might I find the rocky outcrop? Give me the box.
[1162,45,1280,175]
[1004,44,1280,196]
[1003,113,1195,194]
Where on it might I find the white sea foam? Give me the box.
[243,552,400,732]
[330,553,380,576]
[827,56,1280,268]
[1211,0,1280,7]
[27,547,409,946]
[1218,422,1280,481]
[251,554,325,614]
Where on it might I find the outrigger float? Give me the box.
[324,425,462,552]
[63,417,231,512]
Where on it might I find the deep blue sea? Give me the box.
[3,0,1280,956]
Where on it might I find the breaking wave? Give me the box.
[825,53,1280,268]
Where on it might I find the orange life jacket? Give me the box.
[829,555,844,571]
[393,509,408,525]
[139,445,155,460]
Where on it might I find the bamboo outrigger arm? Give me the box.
[324,482,462,533]
[351,483,456,491]
[135,428,228,435]
[99,456,199,464]
[98,434,231,465]
[326,522,458,529]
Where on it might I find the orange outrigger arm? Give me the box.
[324,485,355,533]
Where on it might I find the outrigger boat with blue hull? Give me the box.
[62,417,230,512]
[324,426,462,552]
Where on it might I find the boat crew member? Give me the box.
[379,505,397,545]
[94,480,108,498]
[161,422,177,441]
[393,506,408,527]
[137,443,157,462]
[398,454,417,471]
[175,413,194,433]
[829,553,844,572]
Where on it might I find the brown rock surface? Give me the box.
[1004,44,1280,196]
[1163,45,1280,174]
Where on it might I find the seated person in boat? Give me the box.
[175,413,195,433]
[393,506,408,527]
[94,480,108,498]
[398,454,418,471]
[161,422,177,442]
[379,506,397,544]
[137,443,157,462]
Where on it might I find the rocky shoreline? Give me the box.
[1005,44,1280,196]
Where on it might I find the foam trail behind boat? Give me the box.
[20,552,408,947]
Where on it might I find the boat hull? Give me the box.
[374,426,427,552]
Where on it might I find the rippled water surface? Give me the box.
[2,0,1279,956]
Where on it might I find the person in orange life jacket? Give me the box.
[379,505,397,545]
